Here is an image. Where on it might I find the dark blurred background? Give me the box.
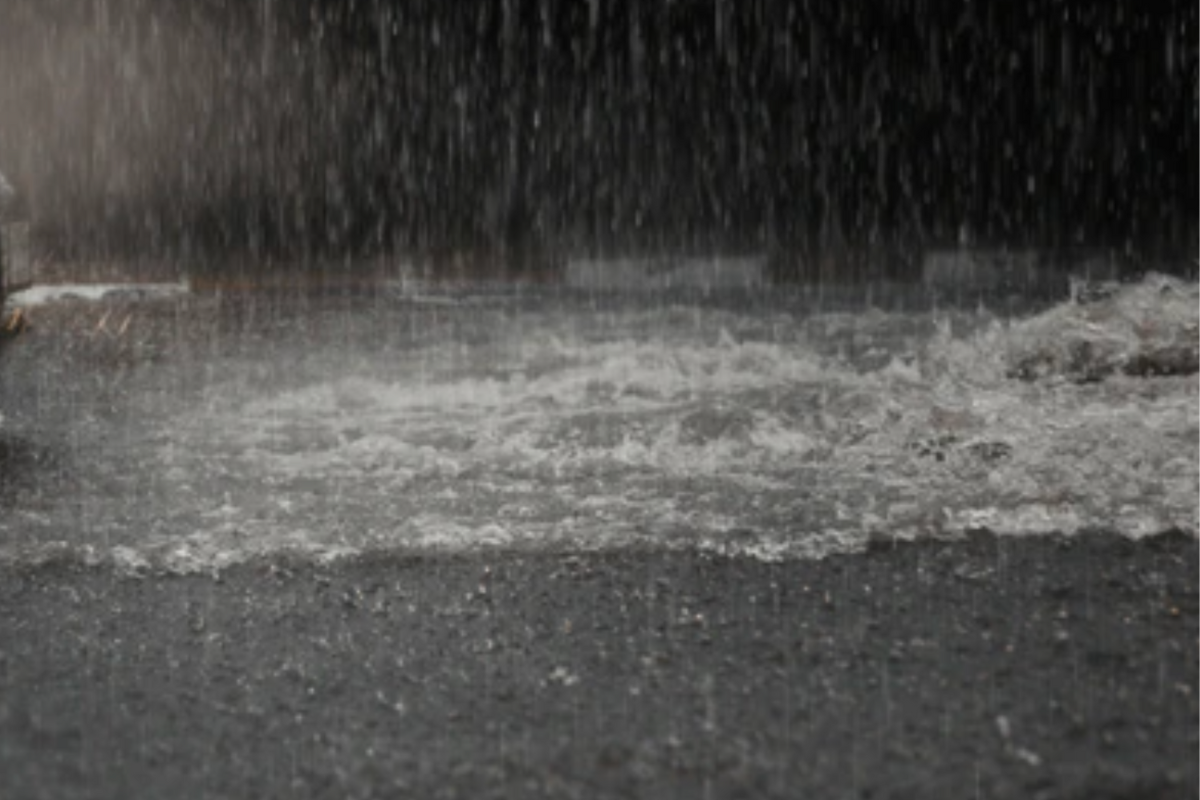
[0,0,1195,276]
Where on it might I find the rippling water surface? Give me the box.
[1,274,1195,571]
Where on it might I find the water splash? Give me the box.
[0,276,1195,571]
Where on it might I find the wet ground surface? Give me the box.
[0,531,1196,800]
[0,283,1196,797]
[0,283,1195,567]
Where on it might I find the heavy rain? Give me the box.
[0,1,1196,798]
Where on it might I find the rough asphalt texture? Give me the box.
[1,289,1197,798]
[0,531,1195,800]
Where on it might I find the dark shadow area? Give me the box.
[0,0,1194,275]
[0,433,66,504]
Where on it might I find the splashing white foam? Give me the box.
[0,276,1195,570]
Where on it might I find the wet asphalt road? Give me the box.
[0,531,1196,799]
[0,289,1196,798]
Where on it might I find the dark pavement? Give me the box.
[0,530,1195,799]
